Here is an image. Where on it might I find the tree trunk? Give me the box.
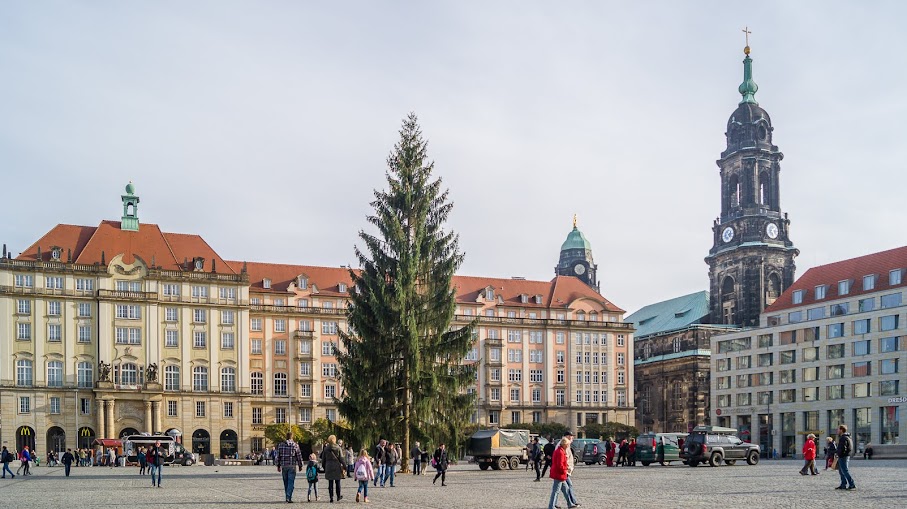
[400,378,411,473]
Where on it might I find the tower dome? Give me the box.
[560,226,592,252]
[556,217,598,290]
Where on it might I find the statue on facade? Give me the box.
[146,363,158,383]
[98,361,111,382]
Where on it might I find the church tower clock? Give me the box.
[705,40,798,326]
[556,216,599,291]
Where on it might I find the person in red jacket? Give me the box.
[799,433,817,476]
[547,438,572,509]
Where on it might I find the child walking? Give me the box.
[306,453,321,502]
[354,449,375,503]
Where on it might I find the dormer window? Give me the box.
[338,283,347,293]
[890,269,902,286]
[863,274,876,291]
[51,247,62,260]
[485,288,495,301]
[838,280,850,296]
[814,285,827,300]
[520,294,528,304]
[792,289,805,305]
[263,278,271,289]
[193,258,204,271]
[297,276,308,289]
[534,295,543,304]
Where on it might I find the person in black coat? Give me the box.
[61,449,75,477]
[432,444,449,486]
[539,439,556,477]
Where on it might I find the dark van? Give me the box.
[635,432,688,466]
[581,441,605,465]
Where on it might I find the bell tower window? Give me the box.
[120,181,140,232]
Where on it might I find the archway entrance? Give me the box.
[192,429,210,455]
[78,427,96,449]
[16,426,36,452]
[220,429,238,459]
[47,426,66,452]
[119,427,140,439]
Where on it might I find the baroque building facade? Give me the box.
[0,186,634,455]
[705,45,798,327]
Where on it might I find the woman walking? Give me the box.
[353,449,375,503]
[824,437,837,470]
[547,438,571,509]
[320,435,347,503]
[432,443,449,486]
[799,434,817,475]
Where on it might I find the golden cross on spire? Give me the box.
[742,26,752,54]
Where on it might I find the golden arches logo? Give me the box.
[18,427,32,436]
[80,428,93,437]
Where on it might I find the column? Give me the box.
[145,401,153,434]
[98,400,106,439]
[107,400,115,438]
[153,401,161,434]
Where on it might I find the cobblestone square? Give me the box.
[1,459,904,508]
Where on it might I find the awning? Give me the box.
[92,439,122,448]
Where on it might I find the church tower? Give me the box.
[556,217,599,290]
[705,41,798,326]
[121,181,140,232]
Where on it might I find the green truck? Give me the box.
[467,429,531,470]
[635,432,688,466]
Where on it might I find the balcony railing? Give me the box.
[98,289,158,301]
[454,314,634,330]
[250,304,346,316]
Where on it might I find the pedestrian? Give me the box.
[383,442,397,487]
[835,425,856,491]
[305,453,320,502]
[276,432,304,503]
[547,438,571,509]
[605,438,615,467]
[148,440,165,488]
[432,443,449,486]
[799,433,817,475]
[863,443,874,460]
[540,438,555,478]
[354,448,375,503]
[18,447,31,476]
[629,438,637,466]
[138,447,147,475]
[107,447,116,468]
[811,437,821,474]
[420,449,430,475]
[61,449,75,477]
[373,439,386,487]
[345,445,356,478]
[563,431,579,508]
[529,437,542,481]
[320,434,347,503]
[411,441,423,475]
[1,446,15,478]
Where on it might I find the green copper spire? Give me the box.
[738,45,759,105]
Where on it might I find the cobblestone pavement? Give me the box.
[0,459,904,508]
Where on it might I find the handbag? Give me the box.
[831,457,839,470]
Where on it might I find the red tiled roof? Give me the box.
[226,261,355,295]
[451,274,624,312]
[764,245,907,313]
[18,221,235,274]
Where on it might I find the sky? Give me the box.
[2,1,907,316]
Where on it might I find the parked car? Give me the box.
[635,432,688,466]
[680,426,760,467]
[570,438,598,461]
[581,441,605,465]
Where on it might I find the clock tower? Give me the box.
[556,217,599,290]
[705,42,798,327]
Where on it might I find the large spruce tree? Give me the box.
[337,113,476,469]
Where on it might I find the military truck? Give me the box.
[467,428,530,470]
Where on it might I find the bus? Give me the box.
[122,434,195,466]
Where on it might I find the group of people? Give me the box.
[0,445,38,478]
[800,425,857,490]
[274,434,452,504]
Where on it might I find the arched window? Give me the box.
[274,373,288,396]
[221,367,236,392]
[672,384,684,410]
[47,360,63,387]
[165,365,180,391]
[759,172,771,206]
[766,273,782,305]
[16,360,33,386]
[77,361,93,388]
[193,366,208,392]
[576,311,586,321]
[728,174,741,208]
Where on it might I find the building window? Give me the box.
[77,362,93,388]
[814,285,827,300]
[617,371,625,385]
[556,332,565,344]
[115,304,142,320]
[165,366,180,391]
[251,372,263,395]
[221,332,234,350]
[488,411,499,425]
[275,408,286,424]
[15,274,34,287]
[299,408,311,423]
[838,280,850,295]
[322,363,337,378]
[779,389,796,403]
[300,363,311,377]
[162,284,180,296]
[193,331,207,348]
[46,276,64,289]
[220,287,236,299]
[49,396,61,414]
[863,274,876,291]
[80,398,91,415]
[532,388,541,403]
[757,353,773,367]
[490,368,501,382]
[17,323,31,340]
[252,407,262,425]
[78,326,91,343]
[830,302,849,316]
[115,327,142,345]
[322,341,337,356]
[275,340,287,355]
[251,318,262,331]
[47,300,61,316]
[166,402,178,418]
[556,389,565,406]
[880,380,899,396]
[221,367,236,392]
[617,353,624,365]
[274,373,288,396]
[17,299,31,314]
[118,363,139,385]
[192,366,208,391]
[325,384,336,399]
[510,388,520,402]
[19,396,30,414]
[508,349,522,363]
[196,401,206,417]
[164,307,178,322]
[222,401,234,418]
[47,361,63,387]
[881,336,900,353]
[792,290,804,304]
[508,369,522,382]
[853,340,870,356]
[274,319,286,333]
[322,321,338,335]
[859,298,875,313]
[881,293,902,309]
[251,339,262,354]
[300,384,312,397]
[881,315,899,332]
[490,388,501,401]
[16,360,33,386]
[78,302,92,317]
[854,319,870,335]
[165,330,178,347]
[530,369,543,382]
[853,383,871,398]
[828,323,844,338]
[890,269,903,286]
[807,307,825,320]
[827,364,845,379]
[827,385,844,400]
[852,361,871,377]
[47,324,62,342]
[221,310,235,325]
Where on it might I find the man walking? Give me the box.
[1,446,14,478]
[540,438,555,478]
[373,439,386,487]
[148,440,164,487]
[835,425,856,490]
[411,441,423,475]
[383,442,397,487]
[276,432,304,503]
[61,448,75,477]
[529,437,542,481]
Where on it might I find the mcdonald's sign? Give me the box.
[19,427,32,437]
[80,427,93,437]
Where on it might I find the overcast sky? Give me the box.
[2,1,906,315]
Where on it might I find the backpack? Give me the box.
[355,462,369,481]
[306,463,318,482]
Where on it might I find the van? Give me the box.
[635,432,688,466]
[570,438,598,461]
[123,434,195,466]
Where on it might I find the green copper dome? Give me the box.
[738,52,759,105]
[561,226,592,252]
[125,181,135,195]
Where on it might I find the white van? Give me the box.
[123,434,195,466]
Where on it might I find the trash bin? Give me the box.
[202,454,215,466]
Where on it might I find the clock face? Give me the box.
[722,227,735,243]
[574,263,586,275]
[766,223,779,239]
